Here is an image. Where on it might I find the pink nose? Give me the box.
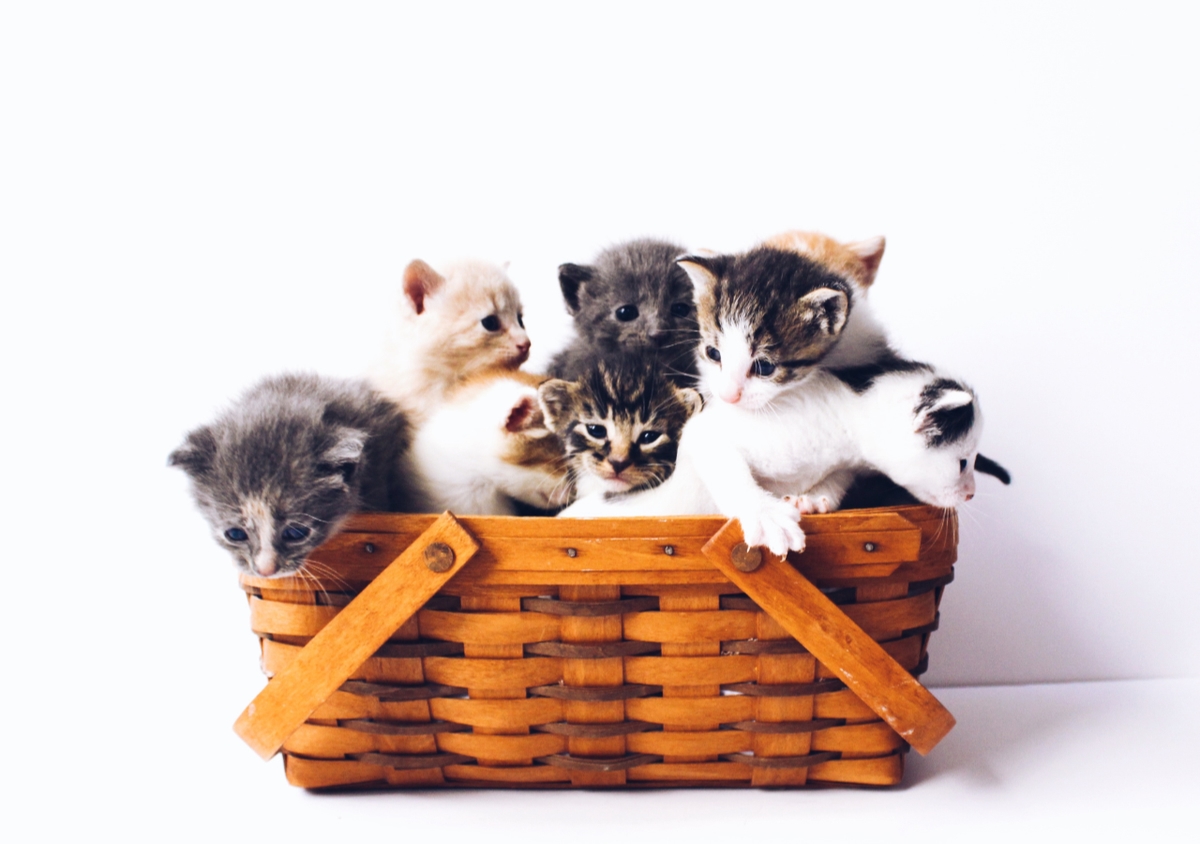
[719,387,742,404]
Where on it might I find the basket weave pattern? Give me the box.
[240,505,956,789]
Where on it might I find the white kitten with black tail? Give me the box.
[170,373,415,578]
[407,370,572,515]
[369,258,531,424]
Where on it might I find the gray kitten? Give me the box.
[170,373,415,578]
[548,239,699,387]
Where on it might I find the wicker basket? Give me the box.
[235,505,958,789]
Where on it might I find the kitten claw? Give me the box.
[783,494,832,515]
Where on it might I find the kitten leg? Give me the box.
[785,469,856,515]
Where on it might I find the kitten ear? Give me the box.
[673,386,704,419]
[504,392,546,433]
[676,256,720,295]
[169,426,217,477]
[914,389,976,446]
[557,264,594,315]
[321,427,367,484]
[537,379,578,433]
[402,259,445,315]
[795,288,850,337]
[846,236,886,287]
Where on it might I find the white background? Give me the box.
[2,2,1197,838]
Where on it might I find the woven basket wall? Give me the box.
[239,505,957,789]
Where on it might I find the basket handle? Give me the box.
[702,518,956,755]
[233,512,479,760]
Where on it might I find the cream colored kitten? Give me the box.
[407,369,572,515]
[369,258,531,423]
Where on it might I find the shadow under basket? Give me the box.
[236,505,960,789]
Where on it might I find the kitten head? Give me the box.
[869,376,983,509]
[762,231,886,294]
[558,239,698,372]
[678,247,853,411]
[538,356,702,496]
[170,405,368,578]
[401,258,531,374]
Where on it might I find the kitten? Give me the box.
[170,373,414,578]
[407,369,573,515]
[538,355,702,497]
[368,258,531,423]
[548,239,699,386]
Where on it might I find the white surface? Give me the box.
[15,679,1200,839]
[2,2,1199,830]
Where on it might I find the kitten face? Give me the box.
[539,357,702,495]
[171,417,365,577]
[679,248,852,412]
[558,240,698,373]
[404,258,531,375]
[879,378,982,509]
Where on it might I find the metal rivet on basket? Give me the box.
[424,542,455,572]
[566,547,578,558]
[663,545,675,556]
[730,542,763,573]
[863,542,878,553]
[363,543,376,554]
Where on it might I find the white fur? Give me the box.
[560,367,984,557]
[368,259,531,424]
[408,376,570,515]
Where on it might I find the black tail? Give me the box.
[974,453,1011,485]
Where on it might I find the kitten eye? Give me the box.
[751,359,776,377]
[281,525,311,542]
[637,431,661,445]
[959,458,968,473]
[705,346,721,363]
[585,424,607,439]
[615,305,639,322]
[517,313,525,328]
[670,302,691,318]
[481,315,502,331]
[224,528,248,542]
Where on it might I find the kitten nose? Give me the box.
[609,457,632,475]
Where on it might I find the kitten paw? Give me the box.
[739,497,806,557]
[783,494,832,515]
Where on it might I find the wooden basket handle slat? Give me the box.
[701,518,956,756]
[233,512,479,760]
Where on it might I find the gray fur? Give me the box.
[549,239,699,387]
[170,373,415,578]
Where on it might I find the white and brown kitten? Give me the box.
[170,373,415,578]
[538,356,702,497]
[407,369,572,515]
[369,258,531,423]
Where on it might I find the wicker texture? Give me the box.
[239,505,957,789]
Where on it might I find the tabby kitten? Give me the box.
[170,373,414,578]
[538,356,702,497]
[549,239,699,386]
[369,258,531,423]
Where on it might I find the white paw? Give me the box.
[738,496,806,557]
[783,494,832,515]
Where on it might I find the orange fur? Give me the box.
[762,231,886,291]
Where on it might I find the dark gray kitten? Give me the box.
[170,373,414,578]
[549,239,699,386]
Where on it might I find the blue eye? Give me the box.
[751,359,776,377]
[670,302,691,318]
[281,526,311,543]
[705,346,721,362]
[615,305,638,322]
[517,313,525,328]
[224,528,248,542]
[637,431,661,445]
[585,424,607,439]
[481,315,501,331]
[959,459,968,473]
